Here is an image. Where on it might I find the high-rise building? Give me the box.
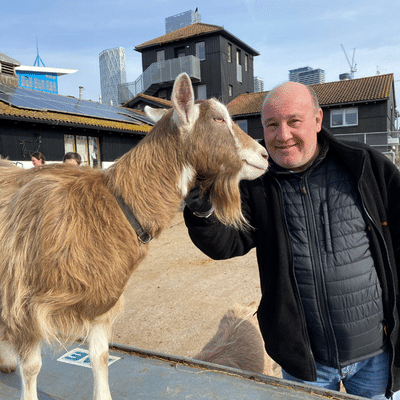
[254,76,264,92]
[289,66,325,85]
[165,9,201,33]
[99,47,127,105]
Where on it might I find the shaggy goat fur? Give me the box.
[0,73,268,400]
[194,302,281,377]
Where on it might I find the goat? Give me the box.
[0,72,269,400]
[194,302,281,378]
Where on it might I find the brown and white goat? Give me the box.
[194,302,281,378]
[0,73,268,400]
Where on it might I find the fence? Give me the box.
[334,131,400,167]
[118,55,201,104]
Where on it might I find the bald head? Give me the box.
[262,82,320,121]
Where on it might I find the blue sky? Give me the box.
[2,0,400,105]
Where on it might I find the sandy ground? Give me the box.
[112,211,262,359]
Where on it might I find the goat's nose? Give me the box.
[261,148,269,159]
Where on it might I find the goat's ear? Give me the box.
[171,73,198,128]
[144,106,168,123]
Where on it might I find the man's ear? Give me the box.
[316,108,323,130]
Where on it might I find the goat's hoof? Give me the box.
[0,366,17,374]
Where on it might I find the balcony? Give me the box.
[118,55,201,104]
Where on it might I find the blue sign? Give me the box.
[57,348,120,369]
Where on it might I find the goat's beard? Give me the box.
[198,174,249,231]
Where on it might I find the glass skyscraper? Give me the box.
[99,47,127,105]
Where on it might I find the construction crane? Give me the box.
[341,44,357,79]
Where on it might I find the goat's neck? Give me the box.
[105,134,187,239]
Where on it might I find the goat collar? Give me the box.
[114,195,153,244]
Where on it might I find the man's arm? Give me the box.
[183,183,257,260]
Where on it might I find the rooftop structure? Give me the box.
[0,52,20,87]
[15,65,77,94]
[165,9,201,33]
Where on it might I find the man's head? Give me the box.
[261,82,323,172]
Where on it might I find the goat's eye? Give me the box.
[214,117,224,123]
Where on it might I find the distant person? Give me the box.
[63,152,81,166]
[31,152,46,167]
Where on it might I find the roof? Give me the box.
[0,84,152,134]
[0,101,152,134]
[15,65,78,76]
[123,93,172,109]
[311,73,395,106]
[135,23,259,56]
[227,73,395,117]
[0,53,20,66]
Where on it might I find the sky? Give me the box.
[2,0,400,105]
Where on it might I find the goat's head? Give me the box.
[145,73,268,229]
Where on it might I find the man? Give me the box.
[184,82,400,399]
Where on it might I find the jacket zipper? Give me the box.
[300,175,340,368]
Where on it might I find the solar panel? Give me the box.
[0,84,154,126]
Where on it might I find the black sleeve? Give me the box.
[183,182,257,260]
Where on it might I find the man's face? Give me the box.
[262,84,323,172]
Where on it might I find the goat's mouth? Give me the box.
[243,160,269,171]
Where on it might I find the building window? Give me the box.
[195,42,205,61]
[157,50,165,62]
[236,119,248,133]
[228,44,232,63]
[198,84,207,100]
[229,85,233,97]
[64,135,100,168]
[330,108,358,127]
[236,49,241,65]
[245,54,249,72]
[236,49,242,83]
[20,75,33,88]
[175,46,186,58]
[34,78,46,91]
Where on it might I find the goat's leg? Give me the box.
[88,322,112,400]
[18,341,42,400]
[0,339,18,374]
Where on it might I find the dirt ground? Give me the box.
[112,211,261,359]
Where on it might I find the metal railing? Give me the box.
[334,131,399,146]
[334,131,400,167]
[118,55,201,104]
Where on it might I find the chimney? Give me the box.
[79,86,84,100]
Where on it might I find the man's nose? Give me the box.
[275,123,292,141]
